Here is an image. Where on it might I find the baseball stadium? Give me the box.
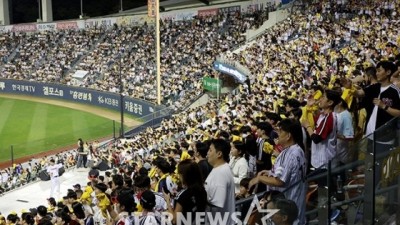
[0,0,400,224]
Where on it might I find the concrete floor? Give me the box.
[0,167,92,216]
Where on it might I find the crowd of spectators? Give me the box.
[0,9,269,112]
[0,152,77,195]
[1,0,400,224]
[0,29,103,83]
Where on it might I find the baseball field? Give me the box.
[0,96,140,163]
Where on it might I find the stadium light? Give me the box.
[80,0,84,19]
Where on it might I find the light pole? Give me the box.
[80,0,83,19]
[156,0,161,105]
[120,0,123,12]
[119,55,124,137]
[37,0,42,22]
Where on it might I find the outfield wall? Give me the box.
[0,79,163,117]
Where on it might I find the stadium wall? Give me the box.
[0,79,163,117]
[246,7,291,41]
[0,0,276,32]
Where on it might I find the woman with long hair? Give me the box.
[164,159,207,224]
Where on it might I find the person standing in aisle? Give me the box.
[47,158,63,198]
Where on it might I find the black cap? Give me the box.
[29,208,38,216]
[140,190,156,209]
[73,184,81,189]
[88,169,99,180]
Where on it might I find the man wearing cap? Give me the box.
[134,175,167,213]
[46,159,63,198]
[73,184,81,191]
[139,190,161,224]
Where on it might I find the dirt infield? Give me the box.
[0,94,141,169]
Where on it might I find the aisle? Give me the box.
[0,167,91,215]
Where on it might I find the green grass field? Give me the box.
[0,97,122,162]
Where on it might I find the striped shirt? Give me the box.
[311,112,337,168]
[269,144,307,225]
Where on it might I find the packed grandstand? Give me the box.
[1,0,400,224]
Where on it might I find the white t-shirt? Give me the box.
[205,163,236,225]
[229,156,248,194]
[366,86,390,137]
[46,163,63,178]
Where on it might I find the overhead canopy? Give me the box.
[72,70,89,80]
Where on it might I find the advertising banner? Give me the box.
[218,5,241,15]
[148,0,157,18]
[0,25,12,32]
[84,17,117,29]
[161,12,177,21]
[213,62,247,83]
[12,24,37,32]
[116,15,151,27]
[56,21,79,30]
[202,77,222,92]
[0,79,160,117]
[198,8,219,17]
[37,23,57,31]
[175,11,197,21]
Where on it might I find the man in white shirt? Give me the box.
[1,171,8,185]
[205,139,236,225]
[46,158,63,198]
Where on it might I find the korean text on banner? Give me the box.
[148,0,157,18]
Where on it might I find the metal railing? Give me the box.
[235,117,400,225]
[123,106,174,137]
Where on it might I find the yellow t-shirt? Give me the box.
[180,150,191,161]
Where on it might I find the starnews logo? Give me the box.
[133,196,279,225]
[242,195,280,225]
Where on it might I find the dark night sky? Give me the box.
[11,0,152,24]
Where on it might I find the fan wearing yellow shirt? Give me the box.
[179,142,192,161]
[300,85,323,130]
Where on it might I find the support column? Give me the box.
[0,0,10,25]
[42,0,53,22]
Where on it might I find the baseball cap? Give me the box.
[88,169,99,180]
[140,190,156,208]
[29,208,37,216]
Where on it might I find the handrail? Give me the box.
[235,165,328,207]
[235,116,400,224]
